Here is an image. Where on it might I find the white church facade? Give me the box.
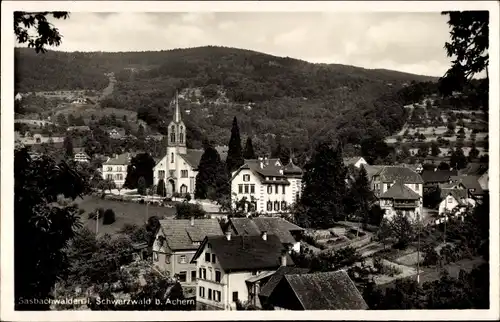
[153,94,204,196]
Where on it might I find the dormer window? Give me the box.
[243,174,250,182]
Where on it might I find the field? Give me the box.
[54,106,138,121]
[75,196,176,236]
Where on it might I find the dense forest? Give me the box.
[15,46,440,152]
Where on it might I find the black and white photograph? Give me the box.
[1,1,498,320]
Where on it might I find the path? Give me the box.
[100,73,116,100]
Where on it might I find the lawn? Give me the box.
[75,195,176,236]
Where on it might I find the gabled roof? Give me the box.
[458,162,488,176]
[103,152,134,165]
[441,189,468,205]
[343,156,365,166]
[179,149,204,169]
[259,266,310,298]
[421,170,458,183]
[449,175,483,195]
[380,181,421,200]
[244,158,286,177]
[283,160,303,175]
[158,218,223,251]
[230,217,304,245]
[362,165,386,182]
[193,235,294,272]
[282,271,368,310]
[372,166,423,184]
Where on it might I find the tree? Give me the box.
[468,144,480,161]
[175,203,206,219]
[124,153,155,189]
[14,148,86,310]
[424,186,442,209]
[360,136,392,164]
[157,179,166,197]
[243,137,256,159]
[97,178,115,194]
[430,141,440,157]
[376,219,392,250]
[137,176,147,196]
[14,12,70,53]
[349,167,373,227]
[63,135,74,159]
[437,161,451,170]
[389,211,416,250]
[450,147,468,170]
[271,135,290,164]
[299,142,347,228]
[195,144,225,200]
[102,209,116,225]
[225,117,244,174]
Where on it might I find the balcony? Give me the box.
[393,201,418,209]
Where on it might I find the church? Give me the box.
[153,93,227,196]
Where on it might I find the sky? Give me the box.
[22,12,455,77]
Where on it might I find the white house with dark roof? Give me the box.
[437,188,476,222]
[190,232,294,310]
[230,157,303,214]
[153,93,226,196]
[343,156,368,169]
[102,152,135,187]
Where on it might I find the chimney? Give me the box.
[280,250,287,267]
[260,162,264,169]
[190,216,194,226]
[225,230,231,241]
[279,169,283,175]
[261,231,267,241]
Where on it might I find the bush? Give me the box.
[423,245,440,266]
[175,202,206,219]
[103,208,116,225]
[185,193,192,202]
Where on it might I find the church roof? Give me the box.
[177,147,228,170]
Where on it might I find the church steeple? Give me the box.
[167,90,186,151]
[174,90,181,123]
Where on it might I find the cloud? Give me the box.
[17,12,456,76]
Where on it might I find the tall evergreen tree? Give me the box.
[226,117,244,174]
[351,166,373,227]
[156,179,166,197]
[298,142,347,228]
[63,135,74,159]
[124,153,155,189]
[243,137,256,159]
[450,147,468,170]
[271,135,290,164]
[195,144,224,200]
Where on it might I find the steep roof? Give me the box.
[197,234,294,271]
[380,181,421,200]
[458,162,488,176]
[450,175,483,195]
[283,160,303,175]
[441,189,468,205]
[362,165,385,182]
[103,152,134,165]
[259,266,310,298]
[245,158,286,177]
[343,156,365,166]
[283,271,368,310]
[178,147,228,170]
[374,166,423,184]
[230,217,304,245]
[158,218,223,251]
[421,170,458,183]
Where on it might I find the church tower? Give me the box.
[167,91,187,173]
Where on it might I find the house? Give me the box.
[67,125,91,132]
[449,175,484,200]
[73,148,90,163]
[421,170,458,191]
[258,266,310,307]
[437,189,476,222]
[379,181,422,221]
[343,156,368,169]
[101,152,134,187]
[108,128,125,139]
[15,93,23,101]
[259,270,368,310]
[71,97,87,104]
[190,232,294,310]
[153,93,227,196]
[478,170,488,192]
[152,217,223,286]
[227,217,304,253]
[458,162,488,176]
[230,157,303,214]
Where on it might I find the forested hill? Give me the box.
[14,46,439,152]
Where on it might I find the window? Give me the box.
[170,126,176,143]
[106,174,113,180]
[191,270,197,282]
[282,185,286,194]
[208,289,213,300]
[181,170,188,178]
[115,174,122,180]
[232,292,238,302]
[281,201,287,210]
[153,252,159,262]
[275,185,279,194]
[199,286,205,298]
[205,253,211,262]
[267,185,272,194]
[211,254,216,263]
[250,184,255,194]
[274,201,280,211]
[107,167,113,172]
[267,201,272,211]
[214,290,221,302]
[117,166,122,172]
[238,184,243,193]
[171,153,174,163]
[416,184,420,191]
[244,184,249,193]
[179,255,187,264]
[178,271,187,282]
[215,270,221,283]
[165,255,170,264]
[180,127,184,143]
[447,197,454,203]
[169,170,175,178]
[243,174,250,182]
[158,170,165,179]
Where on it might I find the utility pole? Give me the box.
[96,211,99,235]
[145,187,149,224]
[416,211,421,284]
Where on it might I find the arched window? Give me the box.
[281,201,287,210]
[170,126,176,143]
[267,185,272,194]
[179,126,184,143]
[267,201,272,211]
[274,201,280,211]
[171,152,174,163]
